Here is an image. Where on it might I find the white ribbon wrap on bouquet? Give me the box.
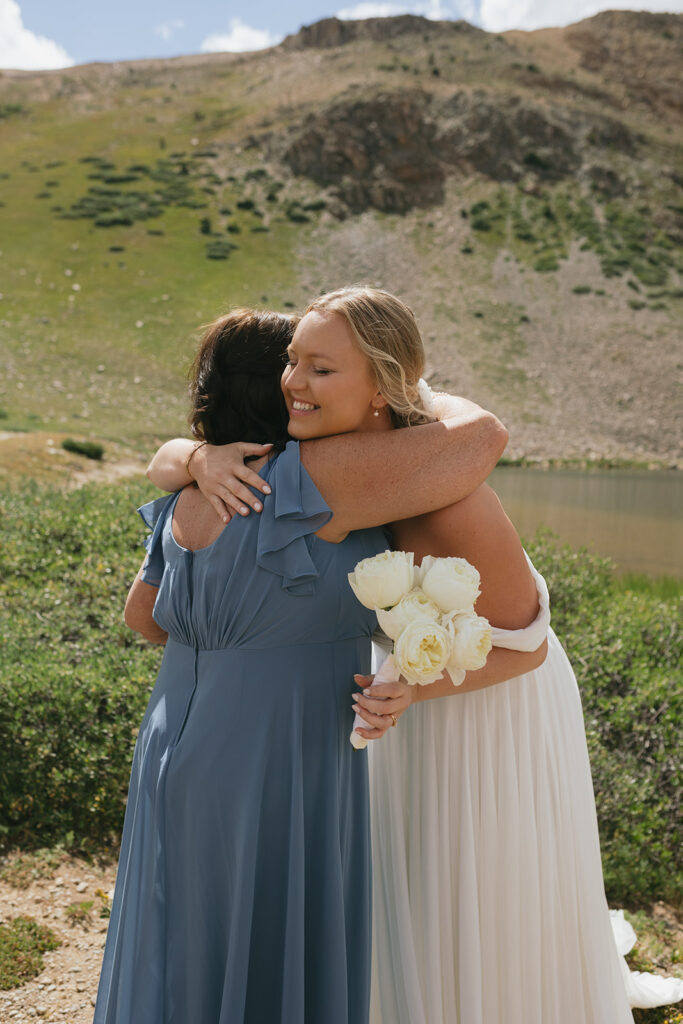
[350,651,400,751]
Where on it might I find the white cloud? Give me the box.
[200,18,281,53]
[0,0,74,69]
[337,2,412,16]
[337,0,457,17]
[478,0,683,32]
[154,19,185,42]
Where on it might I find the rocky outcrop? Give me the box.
[282,91,443,214]
[282,15,484,50]
[277,87,639,215]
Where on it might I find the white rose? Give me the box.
[394,619,451,685]
[446,610,492,672]
[418,555,481,613]
[348,550,414,611]
[376,588,442,641]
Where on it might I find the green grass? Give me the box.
[65,900,94,925]
[0,916,60,989]
[616,574,683,601]
[0,100,313,447]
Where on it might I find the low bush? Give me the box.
[525,532,682,907]
[0,481,162,852]
[61,439,104,460]
[533,252,559,272]
[0,488,680,909]
[205,239,237,260]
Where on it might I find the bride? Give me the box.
[149,286,682,1023]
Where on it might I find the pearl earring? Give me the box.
[373,408,380,417]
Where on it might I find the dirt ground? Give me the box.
[1,847,681,1022]
[0,852,117,1023]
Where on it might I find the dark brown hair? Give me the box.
[189,308,297,450]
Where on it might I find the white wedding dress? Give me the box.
[367,559,682,1024]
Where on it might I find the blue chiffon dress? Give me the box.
[93,441,387,1024]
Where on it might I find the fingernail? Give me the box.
[254,502,262,512]
[363,689,372,696]
[240,506,248,515]
[262,485,271,494]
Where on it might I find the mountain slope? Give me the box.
[0,11,680,466]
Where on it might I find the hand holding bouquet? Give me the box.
[348,551,492,748]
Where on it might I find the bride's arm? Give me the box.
[307,397,505,540]
[146,395,506,522]
[146,439,275,521]
[147,393,507,530]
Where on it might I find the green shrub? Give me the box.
[533,253,559,272]
[0,103,25,120]
[0,488,680,909]
[0,481,162,852]
[61,438,104,460]
[572,285,591,294]
[525,532,682,907]
[286,210,310,224]
[205,239,237,260]
[524,150,550,170]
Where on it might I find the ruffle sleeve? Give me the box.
[136,492,178,587]
[489,553,551,652]
[256,441,332,595]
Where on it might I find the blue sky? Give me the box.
[2,0,682,69]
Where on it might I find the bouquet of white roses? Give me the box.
[348,550,492,749]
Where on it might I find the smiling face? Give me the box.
[281,310,389,440]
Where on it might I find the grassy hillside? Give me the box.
[0,11,681,472]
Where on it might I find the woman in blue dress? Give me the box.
[93,305,505,1024]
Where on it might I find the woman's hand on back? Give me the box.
[189,442,274,523]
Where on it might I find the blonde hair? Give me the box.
[305,286,434,428]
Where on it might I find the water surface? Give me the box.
[489,467,683,578]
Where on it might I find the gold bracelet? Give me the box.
[185,440,207,481]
